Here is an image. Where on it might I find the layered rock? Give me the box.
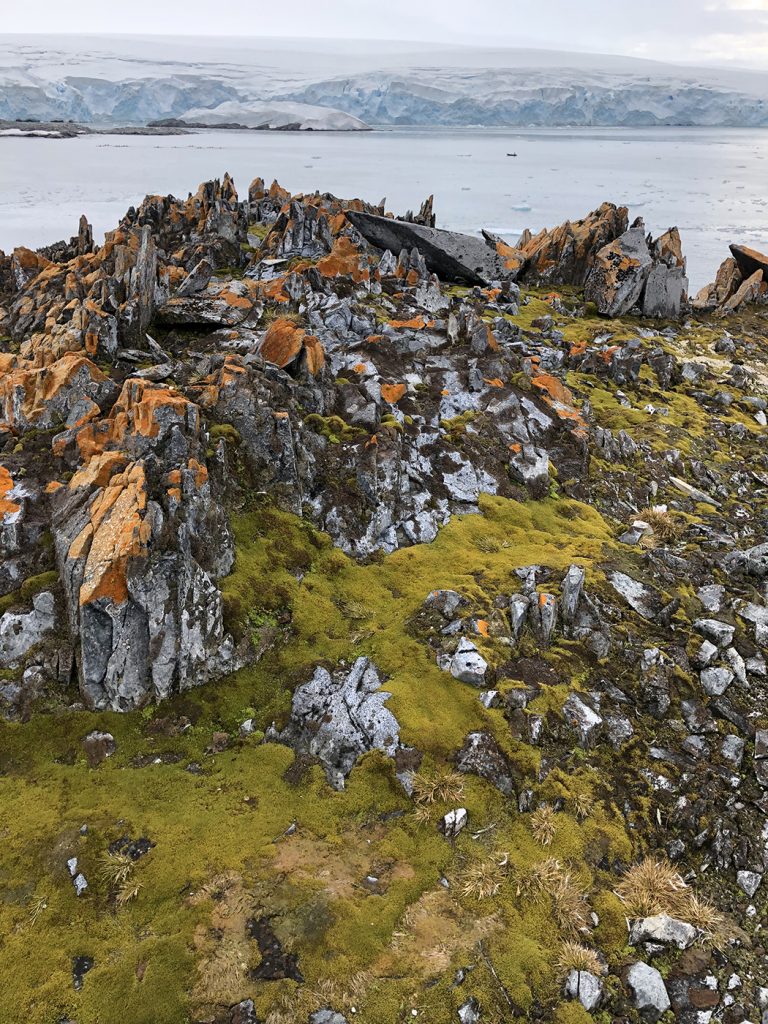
[585,220,688,318]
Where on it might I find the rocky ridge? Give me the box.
[1,175,768,1024]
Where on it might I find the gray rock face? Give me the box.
[585,221,687,318]
[0,591,57,668]
[626,961,671,1021]
[565,970,603,1011]
[456,730,518,796]
[629,913,697,950]
[585,224,652,317]
[642,262,687,318]
[560,565,585,623]
[563,692,603,747]
[608,571,661,620]
[724,542,768,578]
[347,211,514,286]
[279,657,400,789]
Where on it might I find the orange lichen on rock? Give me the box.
[303,335,325,375]
[531,372,588,437]
[313,237,370,282]
[259,319,325,374]
[69,451,128,491]
[0,465,20,519]
[70,462,151,606]
[495,239,526,274]
[74,380,194,461]
[484,378,505,389]
[381,383,407,405]
[260,319,305,367]
[0,351,107,430]
[389,316,426,330]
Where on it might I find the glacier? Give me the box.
[1,34,768,128]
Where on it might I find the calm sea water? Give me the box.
[1,126,767,289]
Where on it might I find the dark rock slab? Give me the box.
[347,211,513,285]
[730,243,768,281]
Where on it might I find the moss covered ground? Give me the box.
[0,483,646,1023]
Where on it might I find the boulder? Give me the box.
[0,591,57,668]
[585,221,652,317]
[279,657,400,789]
[629,913,697,950]
[346,211,513,285]
[730,243,768,281]
[519,202,629,287]
[724,268,766,312]
[449,638,488,687]
[693,256,742,311]
[456,730,518,796]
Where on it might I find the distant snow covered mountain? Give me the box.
[1,34,768,128]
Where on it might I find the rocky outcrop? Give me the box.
[693,242,768,313]
[278,657,400,789]
[585,220,688,318]
[346,211,515,285]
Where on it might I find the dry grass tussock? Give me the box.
[615,857,726,938]
[411,769,465,807]
[99,851,143,907]
[641,506,682,542]
[530,804,557,846]
[458,852,509,901]
[516,858,590,937]
[265,971,374,1024]
[555,940,602,978]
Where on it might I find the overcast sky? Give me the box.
[4,0,768,67]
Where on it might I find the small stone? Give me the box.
[565,970,603,1011]
[449,638,488,687]
[736,870,763,897]
[694,618,735,648]
[72,954,93,991]
[231,998,261,1024]
[457,997,480,1024]
[755,730,768,759]
[700,667,734,696]
[696,640,719,668]
[438,808,468,839]
[310,1011,348,1024]
[629,913,697,950]
[73,873,88,897]
[626,961,671,1021]
[697,584,725,612]
[562,692,603,746]
[721,735,745,767]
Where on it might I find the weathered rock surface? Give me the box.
[585,220,687,318]
[278,657,400,788]
[347,211,515,285]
